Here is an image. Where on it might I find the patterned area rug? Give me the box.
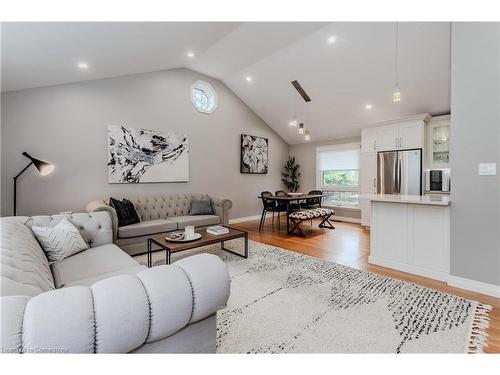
[138,239,492,353]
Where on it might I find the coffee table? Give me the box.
[146,226,248,267]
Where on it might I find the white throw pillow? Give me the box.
[31,218,89,262]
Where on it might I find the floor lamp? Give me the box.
[13,152,55,216]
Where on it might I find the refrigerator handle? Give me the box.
[397,155,402,193]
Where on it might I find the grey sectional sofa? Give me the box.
[0,212,230,353]
[86,193,232,256]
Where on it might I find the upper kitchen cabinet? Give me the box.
[360,114,430,152]
[427,114,451,169]
[361,128,378,152]
[377,126,399,151]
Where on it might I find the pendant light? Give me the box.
[298,123,304,134]
[304,130,311,141]
[393,22,401,102]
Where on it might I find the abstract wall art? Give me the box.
[240,134,268,174]
[108,125,189,183]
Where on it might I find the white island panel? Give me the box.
[369,200,450,282]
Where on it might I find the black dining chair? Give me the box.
[300,190,323,226]
[301,190,323,209]
[259,191,281,231]
[274,191,292,229]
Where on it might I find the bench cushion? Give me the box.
[118,219,177,239]
[289,208,334,220]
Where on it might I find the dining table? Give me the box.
[259,193,324,232]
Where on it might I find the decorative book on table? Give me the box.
[207,225,229,235]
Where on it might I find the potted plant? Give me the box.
[281,156,301,192]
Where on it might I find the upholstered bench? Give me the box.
[288,208,335,236]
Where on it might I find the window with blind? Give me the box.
[316,143,361,208]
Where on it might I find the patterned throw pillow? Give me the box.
[109,197,141,227]
[31,218,89,262]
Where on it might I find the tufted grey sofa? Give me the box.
[0,212,230,353]
[86,193,232,256]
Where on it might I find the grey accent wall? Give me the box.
[1,68,289,219]
[289,136,361,220]
[450,22,500,285]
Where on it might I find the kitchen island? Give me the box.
[360,194,450,281]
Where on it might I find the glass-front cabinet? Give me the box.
[428,115,451,169]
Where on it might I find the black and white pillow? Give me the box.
[109,197,140,227]
[31,218,89,262]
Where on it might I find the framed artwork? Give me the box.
[240,134,268,174]
[108,125,189,183]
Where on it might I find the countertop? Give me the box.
[359,194,451,206]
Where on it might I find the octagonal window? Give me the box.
[191,80,217,114]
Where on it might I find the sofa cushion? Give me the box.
[109,198,140,227]
[131,194,211,221]
[31,218,89,262]
[190,198,214,215]
[26,212,113,248]
[1,217,55,297]
[50,244,141,288]
[118,219,177,239]
[62,265,146,288]
[173,215,220,229]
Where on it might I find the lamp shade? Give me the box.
[22,152,55,176]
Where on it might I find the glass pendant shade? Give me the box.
[298,123,304,134]
[392,85,401,102]
[304,130,311,141]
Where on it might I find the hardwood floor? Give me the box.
[232,215,500,353]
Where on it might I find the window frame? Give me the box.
[190,80,217,114]
[315,142,361,209]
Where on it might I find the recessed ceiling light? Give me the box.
[77,62,89,70]
[365,104,373,110]
[187,51,195,58]
[245,76,252,82]
[327,35,336,44]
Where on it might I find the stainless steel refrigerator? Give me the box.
[377,149,422,195]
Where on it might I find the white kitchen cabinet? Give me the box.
[360,152,377,193]
[369,200,450,282]
[426,114,451,169]
[399,122,425,150]
[376,125,399,151]
[361,128,378,152]
[360,152,377,227]
[360,199,371,227]
[360,117,426,153]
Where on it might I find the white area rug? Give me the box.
[137,239,492,353]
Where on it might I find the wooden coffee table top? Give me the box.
[149,226,246,253]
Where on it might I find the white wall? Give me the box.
[450,22,500,286]
[1,68,289,219]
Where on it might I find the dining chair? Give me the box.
[300,190,323,225]
[301,190,323,209]
[259,191,280,231]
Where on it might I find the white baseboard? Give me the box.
[333,216,361,224]
[447,275,500,298]
[229,214,270,224]
[368,256,449,282]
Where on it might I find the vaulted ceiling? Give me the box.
[1,22,451,144]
